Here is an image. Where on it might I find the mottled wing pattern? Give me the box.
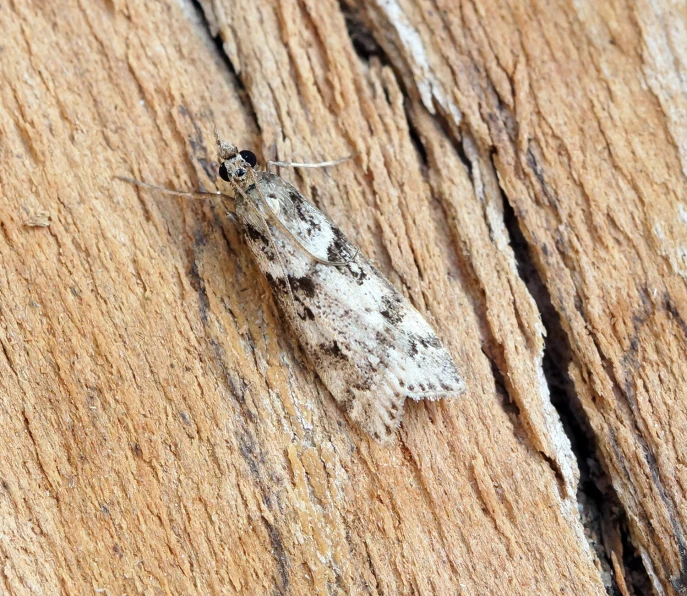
[236,171,465,441]
[248,172,355,264]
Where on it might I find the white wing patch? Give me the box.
[236,171,465,441]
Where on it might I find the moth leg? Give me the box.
[247,170,358,267]
[116,176,236,210]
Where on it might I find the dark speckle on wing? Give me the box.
[265,272,289,294]
[352,378,372,392]
[319,340,348,361]
[345,260,367,285]
[327,226,350,262]
[244,223,269,247]
[288,275,316,298]
[265,273,315,320]
[298,305,315,320]
[375,330,392,349]
[417,334,441,349]
[289,190,321,233]
[380,293,405,324]
[407,339,418,357]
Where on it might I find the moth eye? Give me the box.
[240,150,257,168]
[219,162,230,182]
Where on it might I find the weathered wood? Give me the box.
[0,0,683,594]
[344,0,687,593]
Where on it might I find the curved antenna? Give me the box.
[267,154,356,170]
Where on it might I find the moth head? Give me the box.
[215,131,258,185]
[218,148,258,184]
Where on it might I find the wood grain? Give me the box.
[0,0,683,594]
[346,0,687,592]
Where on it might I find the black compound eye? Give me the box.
[219,162,230,182]
[239,150,257,168]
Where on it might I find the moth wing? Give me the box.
[241,173,466,442]
[255,171,355,264]
[308,276,467,441]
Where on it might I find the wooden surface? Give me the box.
[0,0,684,594]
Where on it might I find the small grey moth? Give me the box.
[123,134,466,441]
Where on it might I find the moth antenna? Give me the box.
[248,169,357,266]
[267,153,357,171]
[116,176,234,206]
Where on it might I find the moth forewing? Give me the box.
[237,170,465,442]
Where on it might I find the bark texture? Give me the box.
[0,0,684,594]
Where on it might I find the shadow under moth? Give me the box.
[120,134,466,442]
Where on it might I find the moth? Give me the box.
[122,135,466,441]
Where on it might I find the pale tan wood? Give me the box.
[0,0,680,594]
